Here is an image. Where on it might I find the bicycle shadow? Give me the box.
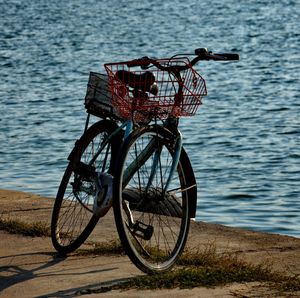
[36,277,132,298]
[0,251,119,295]
[0,251,66,293]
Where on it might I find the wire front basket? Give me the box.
[105,57,207,121]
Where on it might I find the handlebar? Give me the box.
[127,48,239,72]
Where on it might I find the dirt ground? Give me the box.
[1,189,300,297]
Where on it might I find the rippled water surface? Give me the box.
[1,0,299,236]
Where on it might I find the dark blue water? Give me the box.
[1,0,299,237]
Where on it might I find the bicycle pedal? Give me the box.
[132,221,153,241]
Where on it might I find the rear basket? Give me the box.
[84,72,122,120]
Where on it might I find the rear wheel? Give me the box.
[113,125,191,273]
[51,120,119,255]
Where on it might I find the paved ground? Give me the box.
[1,189,300,297]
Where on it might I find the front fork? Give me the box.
[163,117,182,191]
[164,130,182,193]
[146,128,182,194]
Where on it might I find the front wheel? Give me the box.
[113,125,193,274]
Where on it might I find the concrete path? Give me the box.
[1,189,300,297]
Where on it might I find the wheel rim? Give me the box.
[118,129,189,272]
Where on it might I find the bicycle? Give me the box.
[51,48,239,274]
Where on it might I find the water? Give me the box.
[1,0,299,237]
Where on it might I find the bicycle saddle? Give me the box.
[115,70,156,93]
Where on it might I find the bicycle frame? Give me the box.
[83,115,183,194]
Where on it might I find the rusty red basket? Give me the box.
[104,57,207,121]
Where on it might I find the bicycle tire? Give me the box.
[113,124,193,274]
[51,119,119,255]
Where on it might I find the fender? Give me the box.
[67,119,122,175]
[180,147,197,218]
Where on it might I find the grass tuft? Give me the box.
[272,274,300,292]
[118,247,276,290]
[0,216,50,237]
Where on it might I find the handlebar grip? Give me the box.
[195,48,239,61]
[216,53,239,60]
